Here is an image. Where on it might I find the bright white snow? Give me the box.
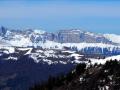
[104,34,120,44]
[90,55,120,65]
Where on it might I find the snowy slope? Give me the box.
[5,35,32,47]
[1,28,46,47]
[90,55,120,65]
[34,29,46,34]
[104,34,120,44]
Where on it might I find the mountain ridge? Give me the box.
[0,26,120,47]
[0,26,120,56]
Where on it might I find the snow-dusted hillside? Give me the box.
[0,46,120,66]
[104,34,120,44]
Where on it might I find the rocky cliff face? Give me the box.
[52,29,113,44]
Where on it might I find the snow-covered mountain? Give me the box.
[0,26,119,47]
[0,26,120,55]
[0,27,46,47]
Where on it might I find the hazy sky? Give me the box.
[0,0,120,34]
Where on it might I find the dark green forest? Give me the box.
[30,60,120,90]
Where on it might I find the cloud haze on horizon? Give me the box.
[0,0,120,34]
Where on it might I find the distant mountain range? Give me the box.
[0,26,120,46]
[0,26,120,55]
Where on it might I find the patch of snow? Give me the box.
[62,50,75,54]
[3,50,9,54]
[17,48,33,55]
[105,55,120,61]
[43,59,53,65]
[90,55,120,65]
[34,29,45,34]
[0,46,15,53]
[4,56,18,61]
[72,60,87,64]
[36,50,43,53]
[70,53,83,59]
[29,53,38,62]
[59,61,67,64]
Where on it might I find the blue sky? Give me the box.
[0,0,120,34]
